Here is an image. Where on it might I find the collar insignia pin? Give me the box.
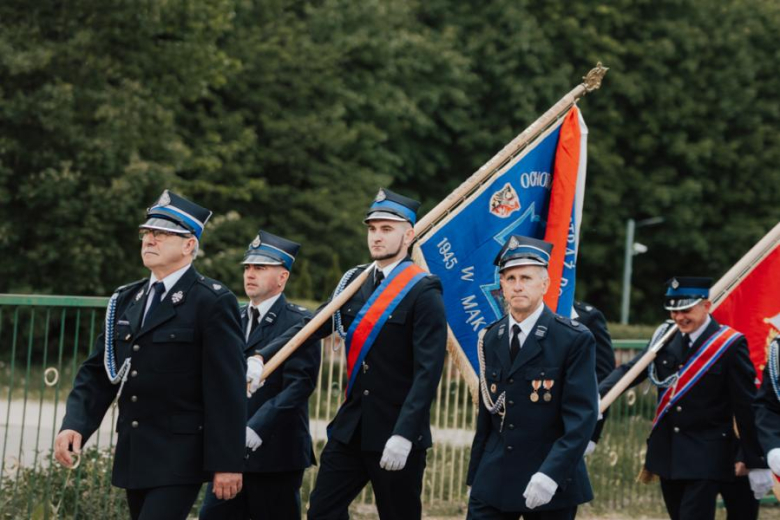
[171,291,184,304]
[213,284,222,291]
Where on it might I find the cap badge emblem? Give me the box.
[158,190,171,207]
[251,236,261,248]
[374,189,387,202]
[671,278,680,289]
[508,236,520,250]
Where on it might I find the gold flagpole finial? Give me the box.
[582,62,609,92]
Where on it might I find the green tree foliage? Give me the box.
[1,0,778,323]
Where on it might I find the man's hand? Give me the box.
[523,472,558,509]
[584,441,597,457]
[212,472,243,500]
[768,448,780,475]
[246,427,262,451]
[748,468,774,500]
[54,430,82,468]
[379,435,412,471]
[246,356,264,397]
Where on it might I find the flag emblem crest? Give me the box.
[489,183,521,218]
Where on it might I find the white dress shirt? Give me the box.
[508,302,545,350]
[144,263,192,316]
[246,293,282,340]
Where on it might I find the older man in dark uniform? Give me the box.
[599,277,772,520]
[199,230,320,520]
[246,188,448,520]
[467,235,598,520]
[54,190,247,520]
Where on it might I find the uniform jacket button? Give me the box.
[131,370,138,377]
[676,406,682,412]
[508,400,515,406]
[508,424,515,430]
[673,427,680,433]
[508,378,514,384]
[363,390,370,396]
[131,421,139,428]
[131,395,138,402]
[417,435,423,441]
[133,344,140,351]
[507,446,514,451]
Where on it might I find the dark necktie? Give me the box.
[510,324,521,362]
[374,270,385,290]
[143,282,165,326]
[247,307,259,340]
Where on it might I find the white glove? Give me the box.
[523,472,558,509]
[584,441,597,457]
[246,356,264,396]
[748,468,774,500]
[379,435,412,471]
[245,427,262,451]
[768,448,780,475]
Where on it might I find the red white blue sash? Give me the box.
[652,326,743,430]
[344,261,427,397]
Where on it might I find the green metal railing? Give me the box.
[0,294,664,518]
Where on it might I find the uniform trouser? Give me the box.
[125,484,202,520]
[660,478,720,520]
[466,495,576,520]
[307,437,427,520]
[720,475,759,520]
[199,470,305,520]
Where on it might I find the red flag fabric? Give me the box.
[712,244,780,384]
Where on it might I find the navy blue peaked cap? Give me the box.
[364,188,421,225]
[242,230,300,271]
[664,276,712,311]
[140,190,212,239]
[495,235,553,272]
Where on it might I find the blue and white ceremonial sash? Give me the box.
[652,326,742,430]
[344,261,427,397]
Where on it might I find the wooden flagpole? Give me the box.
[600,221,780,413]
[260,63,609,382]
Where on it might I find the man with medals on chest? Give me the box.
[246,188,448,520]
[53,190,247,520]
[199,230,321,520]
[599,277,772,520]
[467,235,599,520]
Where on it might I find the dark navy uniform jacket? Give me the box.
[61,266,247,489]
[755,338,780,456]
[244,294,320,473]
[258,260,447,451]
[599,316,765,481]
[573,301,615,443]
[467,306,598,512]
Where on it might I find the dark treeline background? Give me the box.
[1,0,778,324]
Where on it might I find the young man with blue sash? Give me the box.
[467,235,599,520]
[199,230,320,520]
[247,188,448,520]
[599,277,771,520]
[54,190,247,520]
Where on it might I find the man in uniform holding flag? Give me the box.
[247,188,448,520]
[200,230,320,520]
[467,235,598,519]
[599,277,771,520]
[754,336,780,482]
[54,190,247,520]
